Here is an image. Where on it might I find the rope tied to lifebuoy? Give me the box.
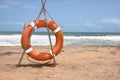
[18,0,64,66]
[21,19,63,60]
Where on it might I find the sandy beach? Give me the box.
[0,46,120,80]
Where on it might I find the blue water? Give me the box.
[0,31,120,46]
[0,31,120,36]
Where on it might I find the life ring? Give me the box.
[21,19,64,61]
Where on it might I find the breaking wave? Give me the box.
[0,34,120,46]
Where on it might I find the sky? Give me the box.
[0,0,120,32]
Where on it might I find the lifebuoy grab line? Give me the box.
[21,19,64,61]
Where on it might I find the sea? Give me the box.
[0,31,120,46]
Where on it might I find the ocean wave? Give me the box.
[0,34,120,46]
[64,36,120,46]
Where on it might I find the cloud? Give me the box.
[0,0,20,9]
[83,22,95,27]
[23,5,36,9]
[7,21,24,26]
[0,21,24,26]
[0,0,36,9]
[5,1,20,5]
[67,23,79,27]
[102,18,120,26]
[0,5,9,9]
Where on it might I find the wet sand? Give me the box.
[0,46,120,80]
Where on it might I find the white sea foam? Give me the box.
[0,34,120,46]
[64,36,120,46]
[0,35,21,46]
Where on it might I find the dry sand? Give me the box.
[0,46,120,80]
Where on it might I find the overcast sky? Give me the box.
[0,0,120,32]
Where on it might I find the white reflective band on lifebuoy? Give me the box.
[53,27,61,33]
[30,22,35,27]
[25,47,33,54]
[30,22,37,30]
[49,50,55,57]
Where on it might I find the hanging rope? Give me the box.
[18,0,56,66]
[37,0,55,22]
[36,0,46,19]
[40,0,56,66]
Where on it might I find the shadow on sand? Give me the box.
[16,62,58,68]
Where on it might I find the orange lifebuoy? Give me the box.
[21,19,64,61]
